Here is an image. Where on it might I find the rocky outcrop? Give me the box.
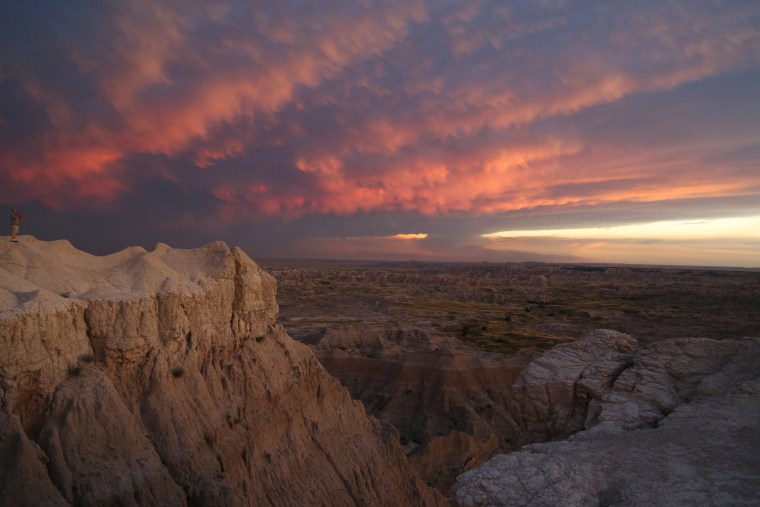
[510,329,638,444]
[311,325,535,492]
[0,412,68,506]
[450,331,760,506]
[0,237,445,506]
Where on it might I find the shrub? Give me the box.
[255,335,265,343]
[171,367,185,378]
[79,354,94,363]
[67,365,81,376]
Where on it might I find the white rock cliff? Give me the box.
[0,237,445,506]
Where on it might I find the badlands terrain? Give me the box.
[266,259,760,500]
[1,238,758,506]
[264,260,760,351]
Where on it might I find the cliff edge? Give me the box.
[0,236,445,506]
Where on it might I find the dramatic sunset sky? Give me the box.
[1,1,759,266]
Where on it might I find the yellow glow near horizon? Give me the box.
[391,233,429,240]
[483,215,760,241]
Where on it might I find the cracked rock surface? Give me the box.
[450,330,760,506]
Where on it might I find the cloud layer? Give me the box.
[1,1,759,264]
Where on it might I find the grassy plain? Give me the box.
[263,261,760,353]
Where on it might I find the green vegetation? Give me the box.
[171,367,185,378]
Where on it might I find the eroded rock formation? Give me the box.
[510,329,638,444]
[450,330,760,506]
[310,325,535,492]
[0,237,445,506]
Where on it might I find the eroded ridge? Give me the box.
[0,237,444,506]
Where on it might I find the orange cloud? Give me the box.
[390,233,428,240]
[570,241,607,251]
[293,234,439,261]
[2,0,759,225]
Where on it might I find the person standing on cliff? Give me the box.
[10,208,22,242]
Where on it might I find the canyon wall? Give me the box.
[0,237,444,506]
[311,325,535,492]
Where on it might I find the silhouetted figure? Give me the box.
[10,208,22,242]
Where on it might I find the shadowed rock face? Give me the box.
[450,330,760,506]
[310,325,536,492]
[0,238,445,506]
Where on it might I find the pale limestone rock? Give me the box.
[0,237,444,506]
[511,329,637,443]
[450,334,760,506]
[593,337,760,431]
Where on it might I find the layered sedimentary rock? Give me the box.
[310,325,535,492]
[450,330,760,506]
[510,329,638,444]
[0,237,444,506]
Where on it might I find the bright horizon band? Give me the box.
[483,215,760,241]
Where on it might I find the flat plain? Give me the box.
[264,260,760,352]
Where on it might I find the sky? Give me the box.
[1,1,759,267]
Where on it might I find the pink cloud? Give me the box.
[2,1,427,204]
[292,234,440,261]
[1,0,758,226]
